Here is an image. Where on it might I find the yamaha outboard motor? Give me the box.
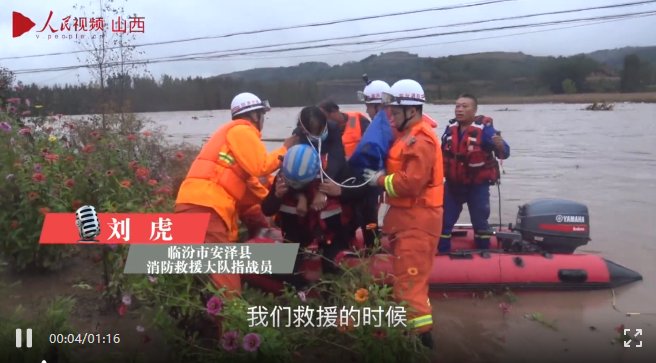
[513,198,590,254]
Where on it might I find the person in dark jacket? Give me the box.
[262,106,356,288]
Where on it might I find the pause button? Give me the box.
[15,328,32,348]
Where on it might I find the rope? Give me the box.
[611,289,656,316]
[305,134,377,188]
[296,115,379,189]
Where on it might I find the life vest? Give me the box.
[341,111,365,159]
[385,121,444,208]
[442,115,500,185]
[181,119,258,200]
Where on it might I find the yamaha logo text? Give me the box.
[555,215,585,223]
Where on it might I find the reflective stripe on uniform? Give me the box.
[384,174,398,198]
[474,234,492,239]
[440,234,451,239]
[218,152,235,164]
[320,208,342,219]
[409,314,433,328]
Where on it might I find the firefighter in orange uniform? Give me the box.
[363,79,443,349]
[175,92,297,296]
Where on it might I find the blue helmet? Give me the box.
[281,144,320,188]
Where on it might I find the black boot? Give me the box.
[419,331,434,350]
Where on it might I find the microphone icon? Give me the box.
[75,205,101,242]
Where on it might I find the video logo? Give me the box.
[12,11,36,38]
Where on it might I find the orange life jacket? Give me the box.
[176,119,273,240]
[182,119,258,200]
[385,121,444,208]
[341,111,365,158]
[442,116,500,185]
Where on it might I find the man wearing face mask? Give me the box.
[175,92,298,296]
[362,79,443,350]
[292,106,349,213]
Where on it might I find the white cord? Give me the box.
[304,134,378,189]
[297,113,380,189]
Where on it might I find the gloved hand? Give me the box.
[363,168,384,187]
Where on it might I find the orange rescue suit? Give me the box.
[175,119,287,294]
[378,119,444,333]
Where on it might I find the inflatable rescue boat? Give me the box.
[242,199,642,292]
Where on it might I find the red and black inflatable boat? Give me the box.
[243,199,643,292]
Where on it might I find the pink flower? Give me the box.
[221,331,239,352]
[0,122,11,133]
[21,110,31,117]
[298,291,307,302]
[206,296,223,315]
[122,294,132,306]
[6,97,20,105]
[32,172,45,183]
[19,127,31,136]
[147,276,158,284]
[242,332,261,352]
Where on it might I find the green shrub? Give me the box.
[0,104,197,272]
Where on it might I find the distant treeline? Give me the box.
[4,47,656,115]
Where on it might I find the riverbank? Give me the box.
[431,92,656,104]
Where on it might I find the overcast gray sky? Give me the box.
[1,0,655,86]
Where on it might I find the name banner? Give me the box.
[123,243,300,274]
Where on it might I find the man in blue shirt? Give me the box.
[438,94,510,253]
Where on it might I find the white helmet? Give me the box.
[382,79,425,106]
[357,80,390,104]
[230,92,271,117]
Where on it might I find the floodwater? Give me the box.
[139,103,656,363]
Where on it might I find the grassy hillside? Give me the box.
[8,46,656,115]
[585,46,656,70]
